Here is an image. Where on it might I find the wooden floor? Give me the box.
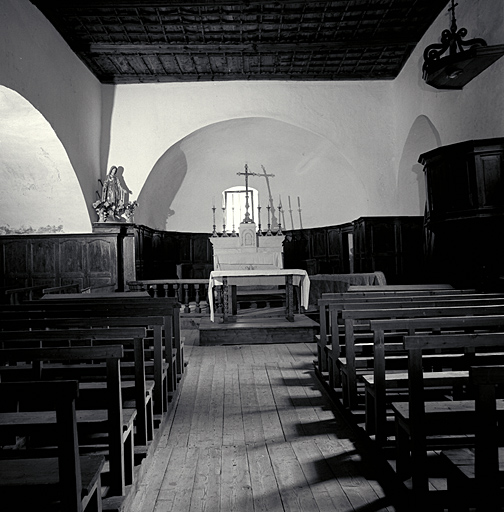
[130,329,402,512]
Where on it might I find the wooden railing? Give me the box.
[128,279,210,314]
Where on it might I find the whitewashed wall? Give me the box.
[107,81,394,232]
[0,0,102,233]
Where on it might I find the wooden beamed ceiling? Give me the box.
[30,0,449,84]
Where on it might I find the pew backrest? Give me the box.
[0,379,85,511]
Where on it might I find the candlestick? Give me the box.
[222,207,228,237]
[211,205,218,237]
[231,207,237,236]
[266,205,272,236]
[277,204,283,236]
[287,196,294,230]
[257,205,262,236]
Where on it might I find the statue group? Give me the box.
[93,166,138,222]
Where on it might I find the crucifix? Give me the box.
[236,164,275,223]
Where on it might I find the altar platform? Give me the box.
[199,308,318,345]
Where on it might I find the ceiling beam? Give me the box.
[33,1,353,7]
[99,71,397,84]
[76,40,415,54]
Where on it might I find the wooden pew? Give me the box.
[0,380,105,512]
[8,293,184,389]
[364,314,504,446]
[1,295,183,404]
[1,314,169,417]
[347,284,456,292]
[0,344,134,497]
[0,326,153,446]
[317,290,494,375]
[334,302,504,409]
[392,332,504,502]
[441,365,504,512]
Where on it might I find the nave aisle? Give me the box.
[129,330,401,512]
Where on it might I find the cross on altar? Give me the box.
[236,164,275,223]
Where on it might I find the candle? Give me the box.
[212,196,215,208]
[279,194,282,207]
[297,196,301,208]
[288,195,292,209]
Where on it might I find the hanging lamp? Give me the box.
[422,0,504,90]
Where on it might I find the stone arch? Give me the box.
[396,115,441,215]
[0,85,91,234]
[136,117,368,232]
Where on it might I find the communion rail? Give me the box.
[127,279,210,314]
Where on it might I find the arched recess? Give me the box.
[396,115,441,215]
[136,117,368,232]
[0,86,91,234]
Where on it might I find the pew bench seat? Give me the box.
[0,407,136,487]
[393,399,504,478]
[363,370,470,433]
[0,454,105,512]
[440,447,504,512]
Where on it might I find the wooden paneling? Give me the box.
[0,231,127,292]
[352,216,425,284]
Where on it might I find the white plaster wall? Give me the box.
[0,87,90,234]
[393,0,504,215]
[107,80,395,232]
[0,0,104,232]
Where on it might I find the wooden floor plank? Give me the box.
[246,442,284,512]
[290,438,354,511]
[190,446,222,512]
[239,365,266,445]
[220,444,254,512]
[188,363,215,447]
[252,365,285,444]
[268,442,321,511]
[223,367,246,447]
[315,437,395,512]
[157,446,199,511]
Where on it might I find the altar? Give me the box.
[208,269,310,322]
[210,221,285,270]
[207,164,310,324]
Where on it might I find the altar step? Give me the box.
[199,313,319,345]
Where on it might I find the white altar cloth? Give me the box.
[208,269,310,321]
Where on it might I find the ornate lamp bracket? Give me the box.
[422,0,487,80]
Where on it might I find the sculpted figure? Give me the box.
[102,166,128,210]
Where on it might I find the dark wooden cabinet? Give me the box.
[421,138,504,229]
[420,138,504,290]
[352,216,425,284]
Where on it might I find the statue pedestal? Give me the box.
[210,222,284,270]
